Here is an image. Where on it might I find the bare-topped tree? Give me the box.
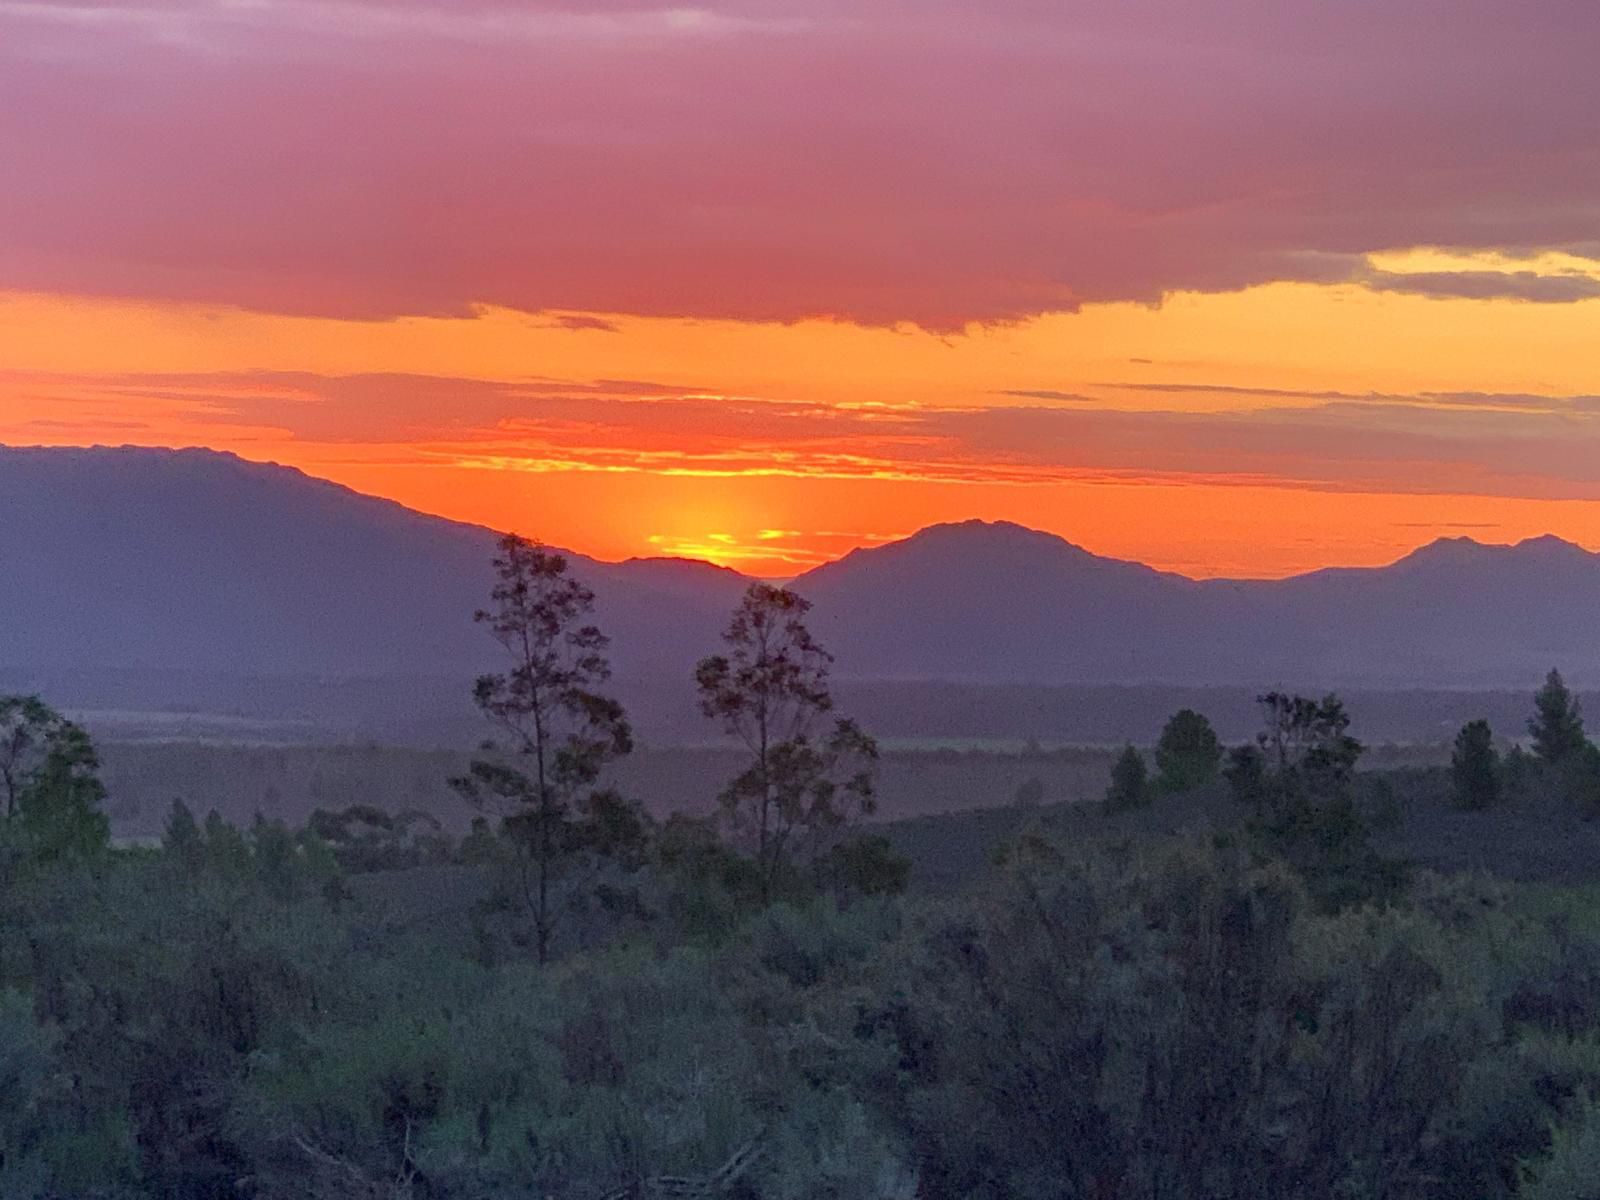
[453,534,634,963]
[695,583,877,900]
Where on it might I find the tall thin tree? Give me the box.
[696,583,876,899]
[452,535,633,964]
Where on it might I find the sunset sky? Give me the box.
[4,1,1600,577]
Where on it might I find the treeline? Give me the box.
[1107,669,1600,813]
[1098,672,1600,895]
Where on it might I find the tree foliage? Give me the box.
[0,695,109,864]
[696,583,878,899]
[1529,668,1586,767]
[877,840,1585,1200]
[1154,708,1223,794]
[19,554,1600,1200]
[1452,719,1502,811]
[1226,692,1396,910]
[1104,744,1150,813]
[1564,741,1600,818]
[1253,691,1364,784]
[451,534,637,963]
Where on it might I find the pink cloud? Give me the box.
[2,2,1598,327]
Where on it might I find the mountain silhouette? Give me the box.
[795,519,1600,687]
[2,446,1596,690]
[0,445,747,679]
[792,520,1217,682]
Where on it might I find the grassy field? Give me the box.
[97,740,1149,837]
[97,733,1461,839]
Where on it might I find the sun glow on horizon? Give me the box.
[4,271,1600,579]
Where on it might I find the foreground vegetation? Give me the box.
[4,675,1600,1199]
[13,779,1600,1197]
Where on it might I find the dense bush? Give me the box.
[8,805,1600,1198]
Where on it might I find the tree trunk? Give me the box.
[535,707,552,965]
[757,707,772,904]
[537,810,551,966]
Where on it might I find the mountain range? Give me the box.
[2,445,1597,694]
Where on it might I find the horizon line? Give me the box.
[5,439,1597,584]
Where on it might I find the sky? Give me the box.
[3,1,1600,577]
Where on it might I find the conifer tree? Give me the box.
[1104,744,1150,813]
[1451,719,1501,810]
[1529,669,1586,766]
[1155,709,1223,794]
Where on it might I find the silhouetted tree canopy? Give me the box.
[1226,692,1395,910]
[451,534,638,963]
[1451,719,1501,811]
[0,695,109,864]
[1529,668,1586,766]
[7,676,1600,1197]
[696,583,878,899]
[1566,741,1600,818]
[1104,743,1150,813]
[1155,708,1223,794]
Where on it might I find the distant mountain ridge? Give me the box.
[0,445,749,679]
[793,517,1600,687]
[1,445,1596,690]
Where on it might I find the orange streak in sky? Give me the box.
[3,280,1599,577]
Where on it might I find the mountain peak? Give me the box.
[1514,533,1594,558]
[0,443,750,677]
[617,555,750,581]
[1396,532,1596,571]
[908,518,1085,551]
[795,519,1104,587]
[1397,535,1493,566]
